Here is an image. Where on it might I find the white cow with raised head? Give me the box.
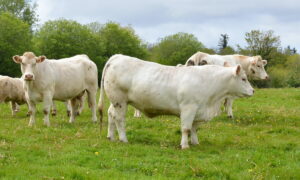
[185,52,268,118]
[12,52,98,126]
[99,55,254,149]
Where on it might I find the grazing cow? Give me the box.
[99,55,254,149]
[185,52,268,118]
[12,52,98,126]
[0,75,27,116]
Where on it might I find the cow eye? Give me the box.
[257,65,261,68]
[242,78,247,82]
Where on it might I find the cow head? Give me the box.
[12,52,46,81]
[230,65,254,97]
[248,56,269,80]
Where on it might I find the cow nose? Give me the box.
[265,76,269,80]
[25,74,33,80]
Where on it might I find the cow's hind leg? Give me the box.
[69,98,80,123]
[51,101,57,116]
[112,102,128,143]
[107,104,117,141]
[86,90,97,123]
[191,121,202,145]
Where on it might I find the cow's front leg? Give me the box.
[225,98,234,118]
[43,94,53,127]
[191,121,202,145]
[134,109,142,117]
[51,101,57,116]
[10,101,18,116]
[27,100,36,126]
[180,106,197,149]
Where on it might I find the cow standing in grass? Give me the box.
[12,52,98,126]
[99,55,254,149]
[185,52,268,118]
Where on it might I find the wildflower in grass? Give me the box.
[95,152,99,155]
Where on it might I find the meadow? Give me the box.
[0,88,299,179]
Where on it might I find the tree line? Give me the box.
[0,0,299,88]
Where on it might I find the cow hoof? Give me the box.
[107,136,115,141]
[119,139,128,143]
[191,142,199,145]
[51,112,57,116]
[227,115,233,119]
[181,145,190,149]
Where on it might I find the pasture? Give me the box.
[0,88,299,179]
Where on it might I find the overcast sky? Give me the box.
[34,0,300,51]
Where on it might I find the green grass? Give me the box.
[0,88,299,179]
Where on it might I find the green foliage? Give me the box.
[0,0,38,28]
[150,32,205,65]
[243,30,281,66]
[219,46,235,55]
[0,12,31,77]
[0,89,299,179]
[98,22,148,59]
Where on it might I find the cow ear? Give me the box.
[187,60,195,66]
[12,55,22,64]
[262,60,267,66]
[36,56,46,63]
[235,65,241,75]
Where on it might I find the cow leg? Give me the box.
[10,101,17,116]
[134,108,142,117]
[43,94,53,127]
[51,101,57,116]
[86,90,97,123]
[77,95,85,115]
[69,98,80,123]
[191,121,202,145]
[225,98,234,118]
[113,102,128,143]
[28,100,36,126]
[64,101,71,117]
[180,106,197,149]
[107,104,117,141]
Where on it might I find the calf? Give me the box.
[186,52,268,118]
[13,52,98,126]
[99,55,254,149]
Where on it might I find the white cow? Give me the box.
[0,75,61,116]
[185,52,268,118]
[12,52,98,126]
[99,55,254,149]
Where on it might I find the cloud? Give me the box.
[35,0,300,51]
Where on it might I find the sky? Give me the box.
[34,0,300,51]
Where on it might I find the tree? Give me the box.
[150,32,205,65]
[33,19,106,79]
[98,22,148,59]
[218,34,229,50]
[244,30,281,65]
[0,12,32,77]
[0,0,38,28]
[219,46,235,55]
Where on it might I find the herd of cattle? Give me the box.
[0,51,268,149]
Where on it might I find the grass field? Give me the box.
[0,88,299,179]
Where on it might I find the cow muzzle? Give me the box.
[24,74,34,81]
